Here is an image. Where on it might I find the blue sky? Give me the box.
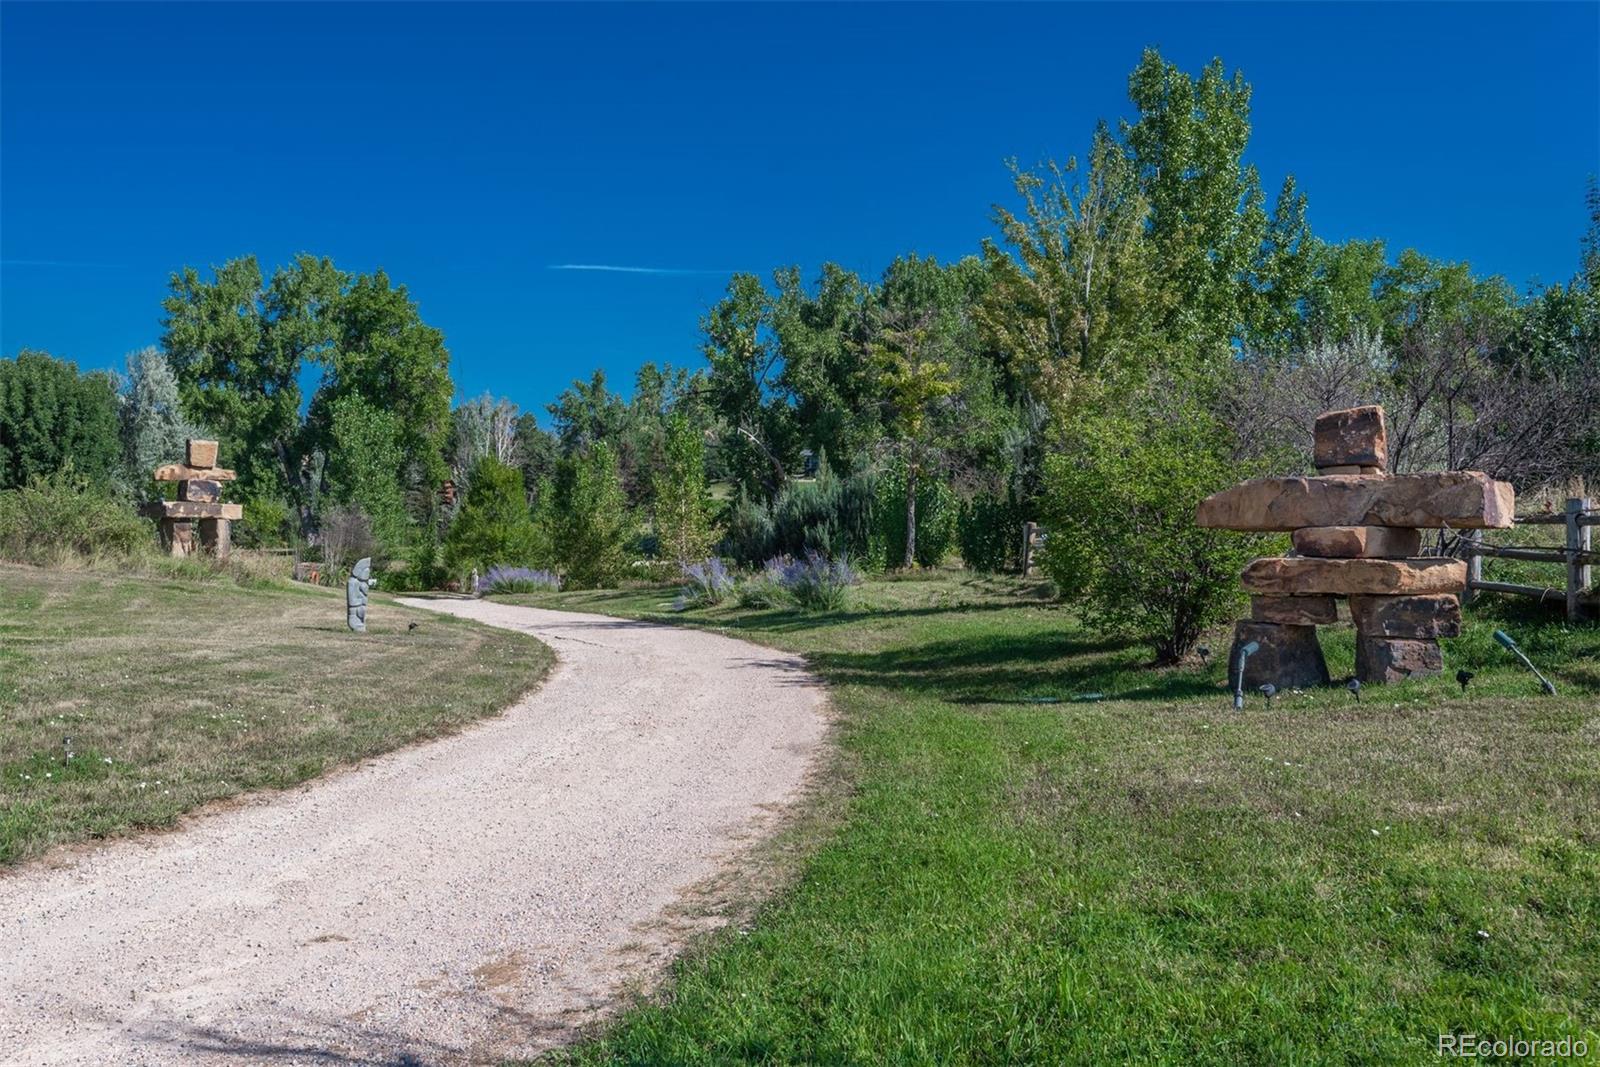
[2,2,1596,418]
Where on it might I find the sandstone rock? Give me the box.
[1348,594,1462,639]
[1355,636,1442,683]
[178,479,222,503]
[198,517,231,560]
[1195,471,1514,531]
[158,518,195,557]
[186,439,219,468]
[1240,556,1466,596]
[1230,620,1330,690]
[141,500,244,520]
[1318,464,1384,476]
[1250,595,1338,625]
[153,463,237,483]
[1291,526,1422,559]
[1314,406,1387,470]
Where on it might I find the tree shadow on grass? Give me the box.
[694,598,1066,638]
[805,629,1222,705]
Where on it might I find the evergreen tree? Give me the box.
[119,347,206,499]
[443,455,541,576]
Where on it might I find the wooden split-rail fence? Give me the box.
[1462,496,1596,622]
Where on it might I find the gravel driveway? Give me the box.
[0,600,828,1065]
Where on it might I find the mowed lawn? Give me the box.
[0,563,551,865]
[506,574,1600,1065]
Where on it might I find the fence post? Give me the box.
[1568,497,1593,622]
[1463,530,1482,608]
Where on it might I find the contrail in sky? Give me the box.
[547,263,730,276]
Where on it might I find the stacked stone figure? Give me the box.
[1196,406,1515,686]
[142,440,241,560]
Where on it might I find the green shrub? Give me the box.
[723,465,879,568]
[0,351,121,491]
[444,456,541,577]
[958,489,1026,573]
[736,567,791,609]
[721,492,776,566]
[0,472,150,563]
[236,494,292,548]
[1039,398,1276,665]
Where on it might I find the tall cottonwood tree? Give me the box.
[161,254,453,532]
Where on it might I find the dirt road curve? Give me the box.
[0,600,827,1065]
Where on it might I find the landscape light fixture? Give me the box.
[1233,640,1260,709]
[1346,677,1362,703]
[1258,683,1277,707]
[1492,630,1557,695]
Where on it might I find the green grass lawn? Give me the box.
[503,573,1599,1065]
[0,563,551,864]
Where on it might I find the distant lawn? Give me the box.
[0,564,551,865]
[503,573,1599,1065]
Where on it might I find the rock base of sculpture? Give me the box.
[1231,621,1331,690]
[1355,635,1444,684]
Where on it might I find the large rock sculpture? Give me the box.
[1198,406,1513,686]
[347,557,372,633]
[141,440,240,559]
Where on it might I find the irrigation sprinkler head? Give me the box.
[1232,641,1261,710]
[1492,629,1558,696]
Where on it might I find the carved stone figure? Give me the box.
[347,557,372,633]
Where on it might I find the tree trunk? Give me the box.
[903,463,918,569]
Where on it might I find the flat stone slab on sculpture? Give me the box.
[1348,594,1463,639]
[153,463,238,483]
[1250,594,1338,626]
[141,500,244,520]
[1291,525,1422,559]
[1241,556,1467,596]
[1196,471,1513,531]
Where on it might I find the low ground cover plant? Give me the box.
[477,565,562,595]
[675,557,735,610]
[770,550,858,610]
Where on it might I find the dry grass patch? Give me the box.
[0,564,551,864]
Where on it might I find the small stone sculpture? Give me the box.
[347,557,372,633]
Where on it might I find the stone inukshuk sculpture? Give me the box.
[347,556,372,633]
[1196,406,1515,686]
[142,440,241,559]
